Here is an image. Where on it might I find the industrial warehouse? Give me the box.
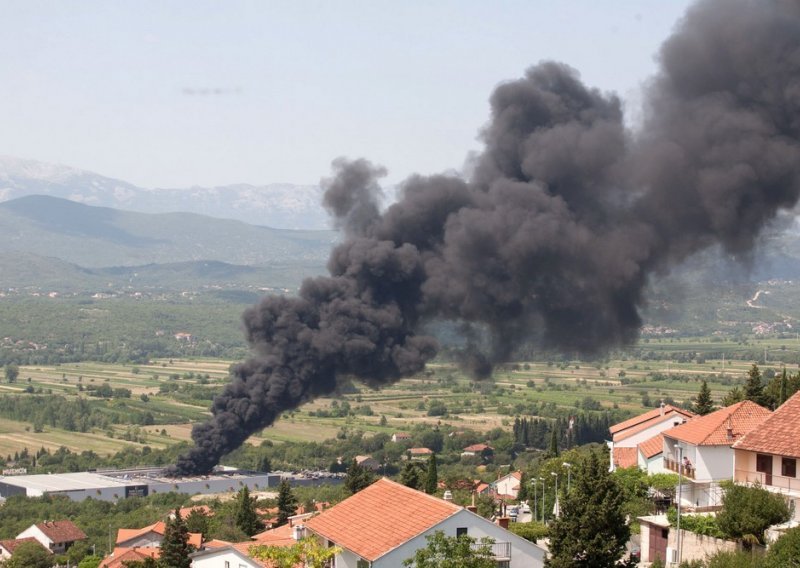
[0,467,278,502]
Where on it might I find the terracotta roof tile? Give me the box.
[734,391,800,457]
[664,401,771,446]
[99,547,160,568]
[610,405,694,434]
[612,409,695,442]
[409,448,433,455]
[304,478,461,561]
[251,523,296,547]
[0,537,49,555]
[463,443,493,452]
[115,520,201,549]
[35,520,86,543]
[638,434,664,459]
[613,447,639,469]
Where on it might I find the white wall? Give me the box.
[374,509,545,568]
[191,547,261,568]
[119,532,162,548]
[15,526,52,550]
[696,446,733,482]
[494,475,520,498]
[615,415,687,448]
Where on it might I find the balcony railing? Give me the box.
[472,541,511,560]
[735,468,800,496]
[664,458,695,479]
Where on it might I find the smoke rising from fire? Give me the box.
[170,0,800,475]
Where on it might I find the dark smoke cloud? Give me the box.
[170,0,800,475]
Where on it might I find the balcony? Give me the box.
[735,468,800,496]
[472,541,511,560]
[664,458,695,479]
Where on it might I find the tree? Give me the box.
[4,540,52,568]
[275,480,297,528]
[424,454,438,495]
[78,555,103,568]
[716,482,790,546]
[158,508,192,568]
[250,537,341,568]
[548,428,559,458]
[516,470,530,503]
[402,531,497,568]
[546,450,630,567]
[185,508,210,536]
[4,363,18,384]
[778,367,789,407]
[744,363,767,406]
[763,525,800,567]
[722,386,745,407]
[400,461,426,491]
[694,380,714,415]
[344,459,375,494]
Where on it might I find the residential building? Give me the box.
[191,521,301,568]
[661,401,771,509]
[491,471,523,500]
[115,520,202,549]
[462,443,494,462]
[16,520,87,554]
[0,537,48,560]
[733,390,800,520]
[392,432,412,443]
[637,434,665,473]
[303,478,546,567]
[407,447,434,461]
[99,547,160,568]
[354,455,381,472]
[608,404,694,472]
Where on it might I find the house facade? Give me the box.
[303,478,546,568]
[733,391,800,520]
[660,401,771,509]
[608,404,694,472]
[491,471,523,500]
[16,520,87,554]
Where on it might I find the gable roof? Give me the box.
[638,434,665,459]
[663,401,771,446]
[116,521,202,549]
[98,547,160,568]
[33,520,86,543]
[610,405,693,435]
[733,391,800,458]
[0,537,49,555]
[612,407,695,442]
[304,478,461,561]
[463,443,493,452]
[408,447,433,455]
[251,523,296,547]
[613,447,639,469]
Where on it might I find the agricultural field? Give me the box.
[1,335,797,462]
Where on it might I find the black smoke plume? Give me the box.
[170,0,800,475]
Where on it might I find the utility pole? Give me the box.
[563,462,572,493]
[677,445,683,566]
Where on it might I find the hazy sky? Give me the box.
[1,1,692,188]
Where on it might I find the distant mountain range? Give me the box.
[0,155,336,230]
[0,195,335,290]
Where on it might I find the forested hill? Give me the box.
[0,195,336,269]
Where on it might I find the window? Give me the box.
[456,527,468,538]
[356,561,369,568]
[496,562,510,568]
[783,458,797,478]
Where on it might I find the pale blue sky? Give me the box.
[0,1,692,188]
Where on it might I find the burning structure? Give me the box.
[171,0,800,475]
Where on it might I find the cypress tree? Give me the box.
[548,428,560,458]
[779,368,789,407]
[275,480,298,527]
[344,459,375,494]
[424,454,438,495]
[744,363,766,406]
[159,509,192,568]
[694,380,714,415]
[546,451,630,568]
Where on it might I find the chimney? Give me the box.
[466,505,478,514]
[497,517,510,529]
[726,416,734,441]
[292,524,305,541]
[660,402,665,416]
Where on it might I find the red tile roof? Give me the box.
[663,401,771,446]
[610,405,693,434]
[638,434,665,459]
[613,447,639,469]
[35,520,86,543]
[304,478,461,561]
[116,521,202,549]
[99,547,160,568]
[463,443,493,452]
[251,523,296,547]
[0,538,49,555]
[409,447,433,455]
[734,391,800,458]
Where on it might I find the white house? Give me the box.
[661,400,771,509]
[303,478,546,568]
[191,521,300,568]
[734,390,800,520]
[636,434,665,474]
[0,537,49,560]
[16,520,87,554]
[115,520,203,549]
[608,404,694,472]
[492,471,523,500]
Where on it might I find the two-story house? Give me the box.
[15,520,87,554]
[302,478,546,567]
[661,400,771,509]
[608,404,694,472]
[733,390,800,520]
